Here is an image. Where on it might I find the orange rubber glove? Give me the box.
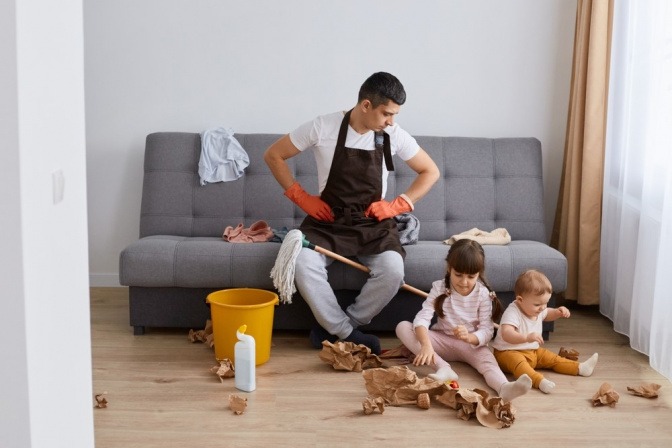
[284,182,334,222]
[365,195,413,221]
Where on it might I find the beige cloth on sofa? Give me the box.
[443,228,511,245]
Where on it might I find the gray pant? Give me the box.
[294,248,405,339]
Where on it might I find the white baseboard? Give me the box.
[89,273,122,287]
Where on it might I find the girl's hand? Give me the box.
[526,332,544,345]
[453,325,469,342]
[414,344,436,366]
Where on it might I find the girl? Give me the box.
[395,239,532,402]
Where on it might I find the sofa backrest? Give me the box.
[139,132,546,243]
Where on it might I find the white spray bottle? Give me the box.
[234,324,256,392]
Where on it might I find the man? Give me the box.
[264,72,439,354]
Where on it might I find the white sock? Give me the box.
[499,374,532,402]
[579,353,599,376]
[539,378,555,394]
[428,365,459,382]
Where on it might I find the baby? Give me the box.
[490,269,598,393]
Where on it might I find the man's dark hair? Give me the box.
[358,72,406,107]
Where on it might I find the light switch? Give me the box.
[53,169,65,204]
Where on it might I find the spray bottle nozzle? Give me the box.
[237,324,253,342]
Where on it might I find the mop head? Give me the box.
[270,229,304,304]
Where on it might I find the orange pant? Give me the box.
[493,348,579,389]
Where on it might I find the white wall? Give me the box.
[1,0,94,447]
[84,0,577,286]
[0,0,30,445]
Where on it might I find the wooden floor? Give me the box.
[91,287,672,448]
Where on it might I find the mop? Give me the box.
[271,229,429,304]
[270,229,304,304]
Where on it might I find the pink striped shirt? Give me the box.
[412,279,495,346]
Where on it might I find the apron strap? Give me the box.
[375,131,394,172]
[336,110,352,149]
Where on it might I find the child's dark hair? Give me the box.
[434,239,503,322]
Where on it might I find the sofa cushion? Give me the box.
[120,238,566,293]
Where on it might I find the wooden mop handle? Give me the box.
[312,245,429,298]
[399,283,430,298]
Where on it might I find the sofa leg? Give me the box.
[133,326,146,335]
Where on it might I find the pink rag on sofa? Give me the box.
[223,220,273,243]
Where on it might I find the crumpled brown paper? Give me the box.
[362,365,448,405]
[319,341,383,372]
[592,382,620,407]
[362,366,515,428]
[229,394,247,415]
[362,396,386,415]
[94,391,108,409]
[211,359,235,381]
[378,344,413,365]
[435,387,515,428]
[558,347,579,361]
[435,387,486,418]
[188,319,214,347]
[627,383,661,398]
[477,396,515,428]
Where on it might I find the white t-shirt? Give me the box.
[289,111,420,197]
[490,302,549,351]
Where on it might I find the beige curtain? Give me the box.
[551,0,613,305]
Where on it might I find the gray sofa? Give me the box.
[119,132,567,338]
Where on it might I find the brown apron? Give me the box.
[299,110,405,258]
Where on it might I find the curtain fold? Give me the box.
[551,0,613,305]
[601,0,672,381]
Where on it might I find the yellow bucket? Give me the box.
[206,288,279,365]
